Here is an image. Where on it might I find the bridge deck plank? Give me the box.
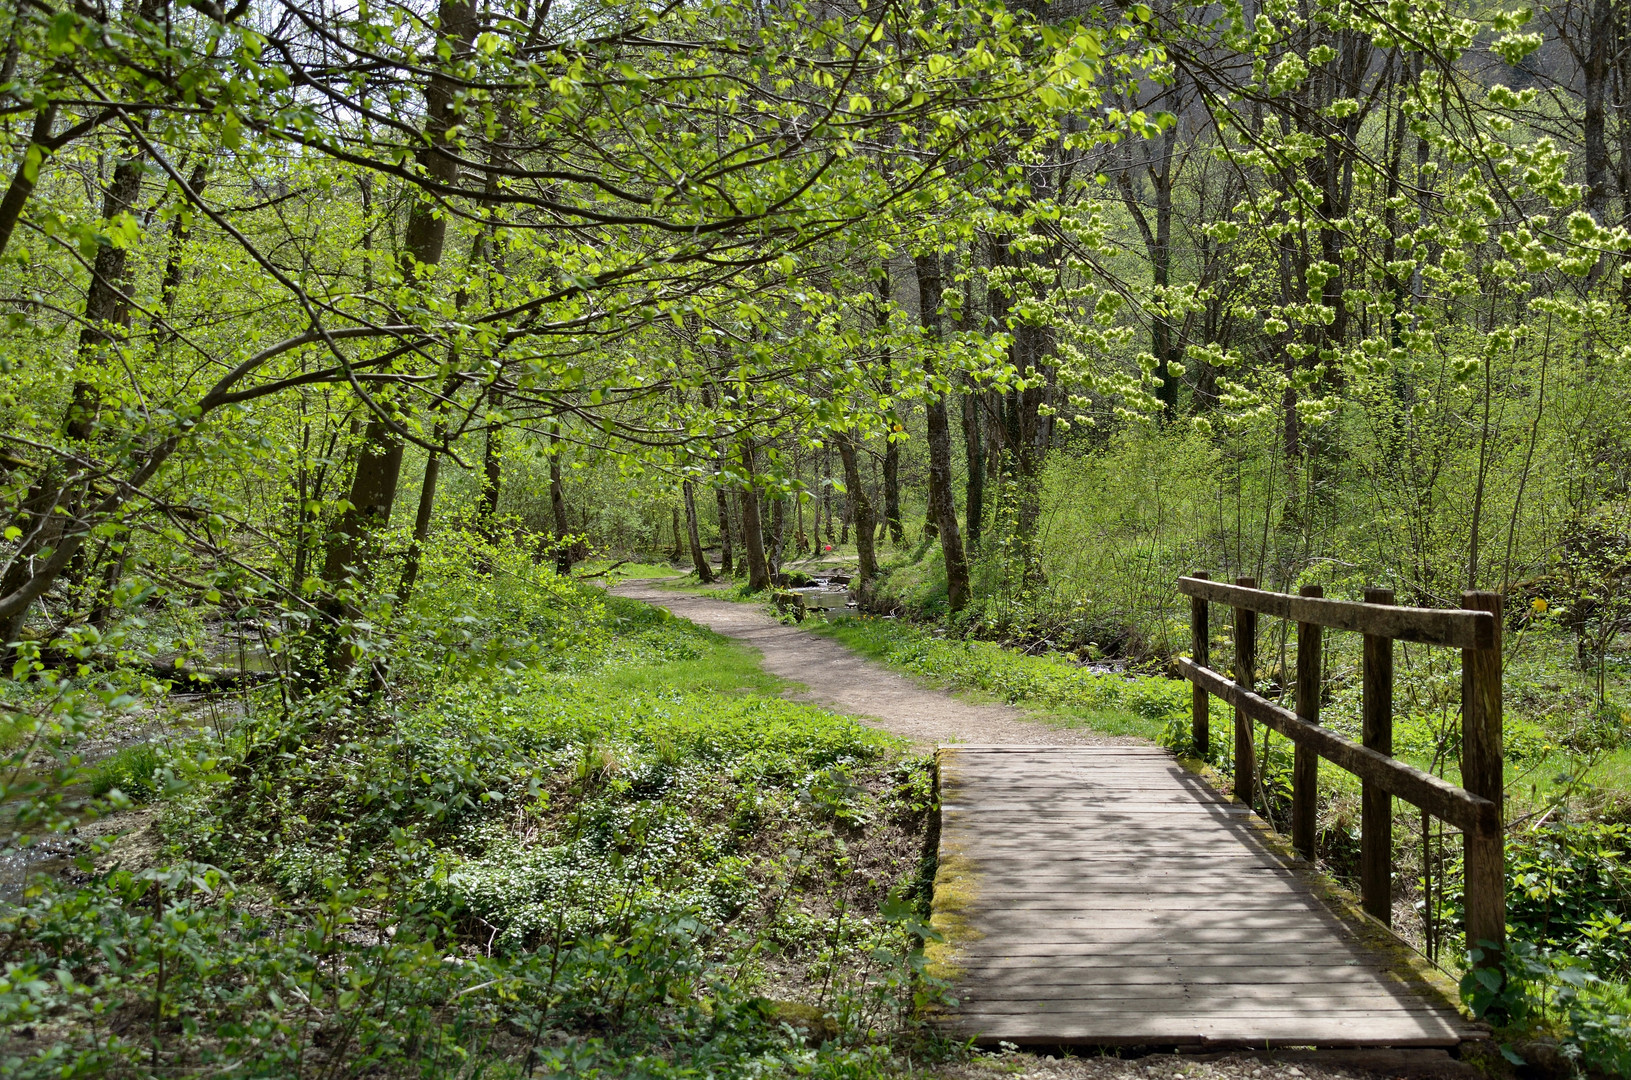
[929,747,1480,1049]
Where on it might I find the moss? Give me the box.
[925,749,983,989]
[764,1000,839,1045]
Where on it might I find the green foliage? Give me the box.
[1462,940,1631,1076]
[1,561,948,1076]
[88,742,164,802]
[1507,824,1631,980]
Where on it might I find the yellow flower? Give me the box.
[1532,598,1549,613]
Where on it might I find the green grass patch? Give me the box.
[88,742,163,802]
[581,558,685,580]
[811,614,1182,742]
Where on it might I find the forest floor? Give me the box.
[610,579,1134,749]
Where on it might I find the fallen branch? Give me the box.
[574,559,630,581]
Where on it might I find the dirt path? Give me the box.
[611,580,1140,748]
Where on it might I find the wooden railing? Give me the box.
[1176,573,1505,966]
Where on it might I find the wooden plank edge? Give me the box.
[1176,576,1495,649]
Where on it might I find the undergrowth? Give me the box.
[0,536,951,1078]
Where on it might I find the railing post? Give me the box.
[1461,590,1505,969]
[1292,585,1323,858]
[1361,587,1395,926]
[1191,572,1211,757]
[1233,577,1257,811]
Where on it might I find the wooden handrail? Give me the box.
[1177,573,1505,973]
[1176,658,1498,835]
[1177,576,1496,649]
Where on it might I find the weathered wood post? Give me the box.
[1461,590,1505,968]
[1361,587,1395,925]
[1191,572,1211,757]
[1356,587,1396,926]
[1233,577,1257,811]
[1291,585,1323,858]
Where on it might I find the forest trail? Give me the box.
[615,581,1484,1057]
[610,580,1137,748]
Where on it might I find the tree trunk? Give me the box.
[883,439,903,545]
[715,483,734,575]
[670,506,683,561]
[769,494,786,579]
[318,0,474,663]
[549,430,572,575]
[156,160,208,333]
[1587,0,1613,227]
[823,443,836,544]
[835,430,877,583]
[399,450,441,602]
[319,420,404,668]
[916,252,971,611]
[738,445,772,591]
[479,422,502,536]
[962,386,985,551]
[683,481,714,583]
[1,145,144,643]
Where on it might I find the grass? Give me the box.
[810,614,1177,742]
[88,742,163,801]
[579,558,685,580]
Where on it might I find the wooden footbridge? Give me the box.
[927,577,1504,1050]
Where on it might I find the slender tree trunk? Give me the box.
[883,439,903,545]
[479,423,502,537]
[670,506,683,562]
[769,494,786,579]
[738,444,771,591]
[683,481,714,582]
[0,103,59,264]
[319,0,475,667]
[715,483,734,575]
[962,387,985,551]
[1586,0,1613,227]
[156,161,208,334]
[835,431,877,583]
[399,450,440,602]
[916,252,971,611]
[549,438,572,575]
[1,145,144,642]
[823,443,836,543]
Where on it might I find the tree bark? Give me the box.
[962,386,985,551]
[549,426,572,575]
[883,438,903,545]
[683,481,714,582]
[479,422,502,537]
[157,161,208,333]
[1,144,144,642]
[1586,0,1613,226]
[319,0,475,648]
[738,444,772,591]
[915,252,971,611]
[715,483,734,575]
[769,493,786,579]
[835,430,877,583]
[399,450,441,602]
[0,103,59,264]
